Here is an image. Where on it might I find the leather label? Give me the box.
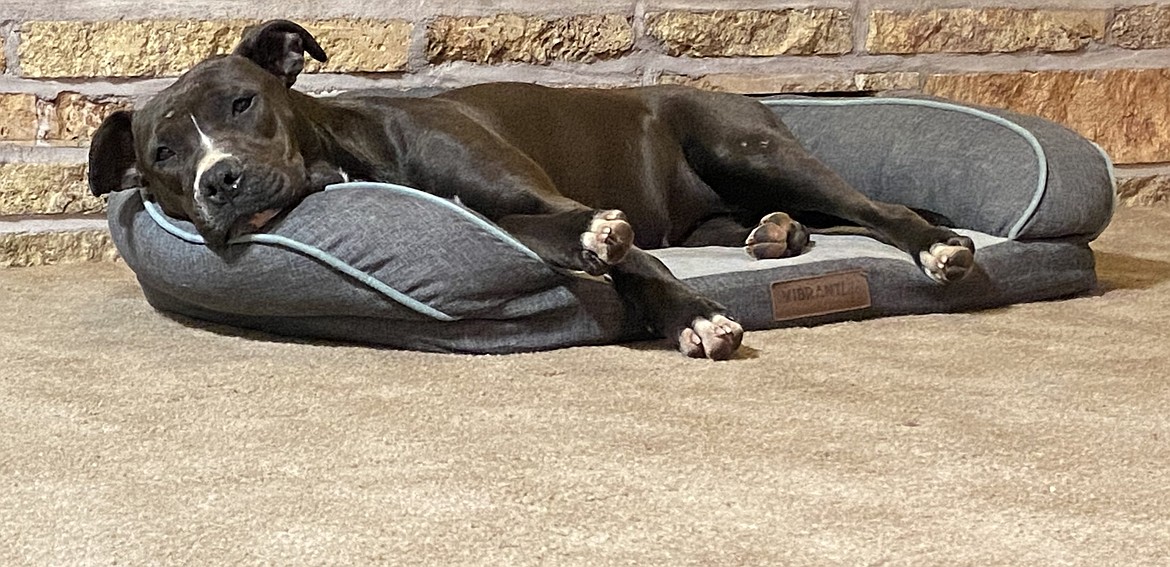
[771,269,871,321]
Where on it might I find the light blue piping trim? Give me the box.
[325,181,542,262]
[139,182,544,322]
[763,97,1049,240]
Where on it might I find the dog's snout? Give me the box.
[200,159,244,203]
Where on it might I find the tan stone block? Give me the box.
[43,93,134,146]
[0,163,103,215]
[20,19,254,78]
[0,229,118,268]
[427,14,633,64]
[20,19,412,78]
[663,71,921,96]
[646,9,852,57]
[867,9,1106,54]
[854,72,921,92]
[303,19,412,73]
[1117,172,1170,206]
[924,69,1170,165]
[1109,5,1170,49]
[662,73,855,94]
[0,93,39,141]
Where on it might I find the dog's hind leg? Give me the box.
[666,91,975,284]
[738,145,974,283]
[680,212,812,260]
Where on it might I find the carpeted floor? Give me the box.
[2,207,1168,566]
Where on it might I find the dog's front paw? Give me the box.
[919,235,975,284]
[746,212,809,259]
[677,315,743,360]
[580,209,633,274]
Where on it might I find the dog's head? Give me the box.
[88,20,332,250]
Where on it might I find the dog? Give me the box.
[87,20,975,360]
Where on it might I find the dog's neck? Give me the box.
[287,90,406,187]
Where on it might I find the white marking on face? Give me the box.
[190,115,235,216]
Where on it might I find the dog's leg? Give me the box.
[501,212,743,358]
[753,151,975,283]
[402,128,633,275]
[498,208,744,358]
[670,91,976,283]
[609,249,743,360]
[407,116,740,358]
[496,209,633,276]
[680,213,811,260]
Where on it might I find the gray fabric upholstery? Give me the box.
[105,96,1115,353]
[109,187,635,353]
[663,236,1096,331]
[766,97,1116,241]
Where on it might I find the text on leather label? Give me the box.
[771,269,871,321]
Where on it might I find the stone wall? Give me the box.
[2,0,1168,266]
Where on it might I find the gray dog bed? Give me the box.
[106,96,1116,353]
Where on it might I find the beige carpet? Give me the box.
[2,207,1168,566]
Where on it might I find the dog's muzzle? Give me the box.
[195,160,299,249]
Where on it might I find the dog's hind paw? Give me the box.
[746,212,809,259]
[580,209,633,272]
[919,236,975,284]
[678,315,743,360]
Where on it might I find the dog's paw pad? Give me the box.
[678,315,743,360]
[581,209,633,266]
[919,239,975,284]
[745,212,809,260]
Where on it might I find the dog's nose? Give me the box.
[200,159,244,204]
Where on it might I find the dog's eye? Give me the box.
[232,95,254,116]
[154,146,175,163]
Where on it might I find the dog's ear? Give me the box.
[233,20,328,88]
[88,110,143,196]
